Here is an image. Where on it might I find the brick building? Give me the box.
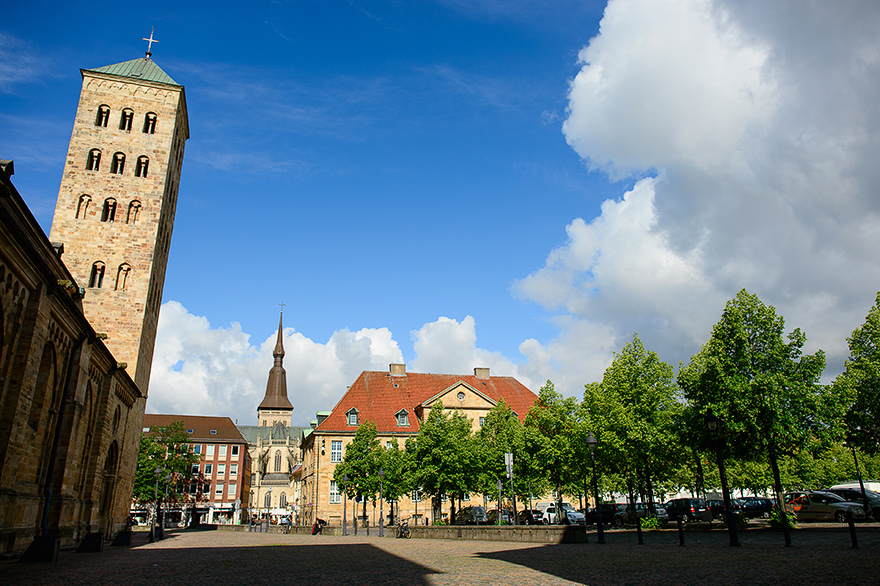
[142,414,250,524]
[299,364,538,527]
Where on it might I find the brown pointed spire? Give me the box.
[258,312,293,411]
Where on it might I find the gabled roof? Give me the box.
[143,414,246,443]
[83,57,180,87]
[314,370,538,435]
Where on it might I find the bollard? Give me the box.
[677,517,685,546]
[636,516,643,545]
[847,510,858,549]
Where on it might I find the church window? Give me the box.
[135,156,149,178]
[346,408,359,426]
[115,264,130,291]
[119,108,134,131]
[86,149,101,171]
[76,194,92,219]
[274,451,282,472]
[95,105,110,127]
[88,262,105,288]
[264,492,271,508]
[231,445,239,456]
[28,343,56,431]
[329,481,341,504]
[101,198,117,222]
[396,410,409,427]
[280,493,287,507]
[330,440,342,462]
[143,112,157,134]
[110,152,125,175]
[219,445,227,457]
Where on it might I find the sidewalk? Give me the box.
[1,525,877,585]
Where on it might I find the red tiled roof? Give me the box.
[143,414,246,443]
[315,370,538,435]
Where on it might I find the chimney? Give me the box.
[474,367,490,380]
[390,363,406,376]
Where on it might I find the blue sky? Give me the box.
[3,1,880,426]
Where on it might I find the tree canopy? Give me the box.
[133,421,200,502]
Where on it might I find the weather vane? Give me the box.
[143,28,159,58]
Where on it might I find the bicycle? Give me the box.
[396,519,411,539]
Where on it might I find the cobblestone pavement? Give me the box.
[1,525,878,586]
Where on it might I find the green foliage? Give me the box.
[767,508,798,529]
[476,400,536,501]
[836,292,880,453]
[640,516,661,530]
[333,421,381,501]
[133,421,200,502]
[524,381,580,506]
[379,438,411,503]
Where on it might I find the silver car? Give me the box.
[784,491,867,523]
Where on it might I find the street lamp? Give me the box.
[342,474,349,536]
[266,487,272,532]
[586,433,605,544]
[150,466,163,542]
[704,409,741,547]
[378,468,385,537]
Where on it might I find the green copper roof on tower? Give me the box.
[84,57,180,87]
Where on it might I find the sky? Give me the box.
[3,0,880,427]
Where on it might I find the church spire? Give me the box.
[258,312,293,417]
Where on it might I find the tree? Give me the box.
[407,402,478,524]
[476,400,534,508]
[133,421,200,502]
[678,289,827,545]
[836,292,880,452]
[379,439,411,524]
[333,421,381,524]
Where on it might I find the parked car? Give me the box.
[585,503,626,525]
[518,509,544,525]
[739,496,776,519]
[543,504,586,525]
[784,491,867,523]
[706,498,745,520]
[824,487,880,519]
[613,502,669,526]
[663,498,712,522]
[487,508,514,525]
[454,506,488,525]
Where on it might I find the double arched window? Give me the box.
[101,198,117,222]
[86,149,101,171]
[110,152,125,175]
[115,264,131,291]
[126,201,141,224]
[76,194,92,219]
[95,105,110,127]
[135,156,149,178]
[119,108,134,132]
[89,261,105,288]
[143,112,157,134]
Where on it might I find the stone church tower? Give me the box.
[49,50,188,394]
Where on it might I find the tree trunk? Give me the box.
[693,447,706,500]
[643,456,656,509]
[768,442,792,547]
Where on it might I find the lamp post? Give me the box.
[704,409,741,547]
[342,474,349,536]
[266,487,272,532]
[150,466,162,542]
[847,435,873,521]
[505,452,517,525]
[160,472,171,537]
[586,433,605,544]
[378,468,385,537]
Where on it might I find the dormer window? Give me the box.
[95,105,110,127]
[395,409,409,427]
[210,429,217,435]
[346,408,359,426]
[119,108,134,131]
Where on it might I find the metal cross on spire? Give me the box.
[143,28,159,58]
[278,301,285,315]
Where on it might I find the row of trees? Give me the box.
[332,290,880,522]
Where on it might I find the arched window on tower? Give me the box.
[264,492,271,508]
[274,451,282,472]
[143,112,157,134]
[279,493,287,508]
[88,261,105,288]
[110,152,125,175]
[135,156,149,178]
[76,194,92,219]
[126,201,142,224]
[101,198,117,222]
[86,149,101,171]
[115,263,131,291]
[95,105,110,127]
[119,108,134,131]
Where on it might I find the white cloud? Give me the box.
[517,0,880,390]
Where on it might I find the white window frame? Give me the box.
[329,481,341,504]
[331,440,342,463]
